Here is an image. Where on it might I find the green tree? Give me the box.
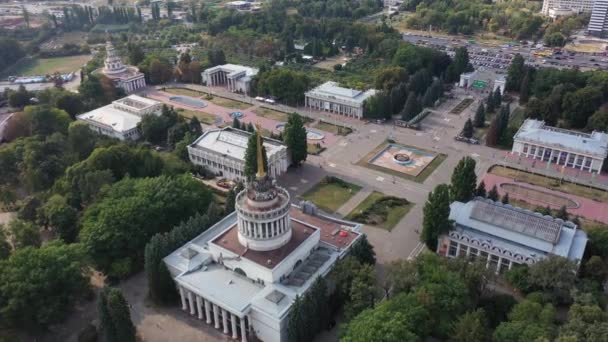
[475,181,486,198]
[400,92,420,121]
[79,175,213,275]
[461,118,474,138]
[528,256,577,303]
[288,295,306,342]
[0,242,89,329]
[581,256,607,283]
[562,86,603,128]
[56,92,84,119]
[506,53,525,92]
[422,184,452,250]
[556,205,569,220]
[345,263,379,320]
[519,69,531,104]
[451,309,490,342]
[451,157,477,202]
[98,287,136,342]
[23,105,71,137]
[8,218,40,249]
[341,301,419,342]
[473,103,485,128]
[350,234,376,265]
[501,193,510,204]
[68,121,97,160]
[284,113,307,166]
[41,194,78,243]
[0,229,11,259]
[138,114,171,144]
[487,185,499,201]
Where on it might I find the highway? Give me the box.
[402,32,608,71]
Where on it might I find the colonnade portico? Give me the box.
[208,71,238,91]
[304,95,363,119]
[122,77,146,93]
[179,285,249,341]
[445,239,522,274]
[517,142,601,173]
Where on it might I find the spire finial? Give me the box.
[255,123,265,178]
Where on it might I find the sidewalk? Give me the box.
[336,187,372,217]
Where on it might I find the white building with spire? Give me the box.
[99,40,146,93]
[164,132,363,342]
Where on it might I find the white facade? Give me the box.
[438,198,588,273]
[512,119,608,173]
[304,81,376,119]
[164,184,364,342]
[541,0,594,16]
[201,64,258,94]
[76,95,162,140]
[100,40,146,94]
[187,127,291,180]
[589,0,608,36]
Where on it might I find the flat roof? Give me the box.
[189,127,287,162]
[305,81,376,105]
[203,64,258,78]
[76,95,160,133]
[514,119,608,158]
[450,198,588,262]
[211,218,317,269]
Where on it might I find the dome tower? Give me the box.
[103,40,128,75]
[235,127,292,251]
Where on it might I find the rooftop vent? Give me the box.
[265,290,286,304]
[267,259,272,266]
[180,247,199,260]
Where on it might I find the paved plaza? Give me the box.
[368,143,437,177]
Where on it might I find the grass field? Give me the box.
[9,55,91,76]
[314,120,353,136]
[490,166,608,203]
[176,108,218,125]
[358,142,447,183]
[165,88,205,98]
[346,191,413,231]
[207,95,251,110]
[301,176,361,213]
[253,107,289,122]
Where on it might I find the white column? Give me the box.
[455,242,460,258]
[241,317,248,342]
[213,304,220,329]
[204,299,212,324]
[581,156,586,170]
[188,291,196,315]
[231,314,238,339]
[179,286,187,311]
[196,296,203,320]
[496,257,502,274]
[508,260,514,270]
[222,309,229,334]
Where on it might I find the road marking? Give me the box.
[300,179,308,184]
[370,129,377,133]
[471,153,480,158]
[376,176,384,182]
[328,163,336,168]
[407,242,425,260]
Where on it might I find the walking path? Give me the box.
[336,187,372,217]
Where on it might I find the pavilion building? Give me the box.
[437,198,588,274]
[164,132,363,342]
[187,127,290,181]
[304,81,375,119]
[99,40,146,94]
[512,119,608,173]
[76,95,161,141]
[201,64,258,94]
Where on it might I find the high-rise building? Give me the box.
[588,0,608,36]
[541,0,594,17]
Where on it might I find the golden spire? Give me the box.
[255,123,265,178]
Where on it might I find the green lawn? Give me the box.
[164,88,205,98]
[346,191,413,231]
[357,142,447,183]
[175,108,218,125]
[314,120,353,136]
[301,176,361,213]
[206,95,252,110]
[9,55,91,76]
[490,165,608,203]
[253,107,289,122]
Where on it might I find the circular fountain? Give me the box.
[393,153,413,165]
[230,111,244,119]
[275,123,325,140]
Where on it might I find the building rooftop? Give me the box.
[189,127,287,162]
[204,64,258,79]
[449,198,588,262]
[514,119,608,158]
[76,95,161,133]
[305,81,376,105]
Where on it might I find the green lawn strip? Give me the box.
[8,55,91,76]
[489,165,608,203]
[164,87,205,98]
[357,142,447,183]
[301,176,361,213]
[175,108,218,125]
[253,107,289,122]
[206,95,252,110]
[314,120,353,136]
[346,191,413,231]
[449,98,474,114]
